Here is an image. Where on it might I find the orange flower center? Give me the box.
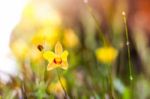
[54,57,62,64]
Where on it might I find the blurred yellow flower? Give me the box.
[32,32,44,46]
[43,42,69,71]
[44,28,60,47]
[22,1,62,51]
[31,27,60,48]
[63,29,79,48]
[29,47,43,62]
[48,77,67,95]
[11,39,29,59]
[96,46,118,63]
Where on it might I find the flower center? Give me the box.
[54,57,62,64]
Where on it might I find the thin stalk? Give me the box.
[44,64,47,82]
[21,80,27,99]
[107,65,114,99]
[56,69,69,99]
[84,1,109,46]
[37,45,46,82]
[122,12,133,82]
[108,67,115,99]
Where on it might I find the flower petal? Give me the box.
[43,51,55,63]
[61,50,68,61]
[61,61,68,70]
[55,42,63,55]
[47,63,57,71]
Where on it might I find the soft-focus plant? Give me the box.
[96,46,118,64]
[11,39,29,60]
[63,28,80,48]
[1,0,150,99]
[47,77,67,97]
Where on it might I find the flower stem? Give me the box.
[44,64,47,82]
[107,64,114,99]
[21,80,27,99]
[56,69,69,99]
[122,11,133,82]
[84,1,109,46]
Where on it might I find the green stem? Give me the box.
[56,69,69,98]
[44,64,47,82]
[107,65,114,99]
[84,2,109,46]
[122,12,133,82]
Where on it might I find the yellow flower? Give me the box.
[31,27,60,48]
[63,29,79,48]
[48,77,67,95]
[43,42,69,71]
[31,31,45,46]
[96,46,118,63]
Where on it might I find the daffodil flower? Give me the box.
[43,42,69,71]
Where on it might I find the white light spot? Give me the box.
[122,11,126,16]
[84,0,88,4]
